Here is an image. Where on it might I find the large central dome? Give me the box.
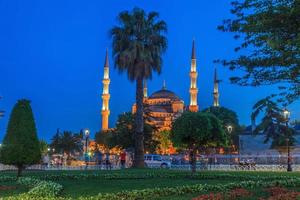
[149,88,181,101]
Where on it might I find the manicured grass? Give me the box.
[1,169,300,199]
[58,178,231,198]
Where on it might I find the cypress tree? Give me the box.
[0,99,41,177]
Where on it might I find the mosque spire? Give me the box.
[162,80,166,90]
[213,67,220,107]
[191,39,196,59]
[101,49,110,131]
[143,79,148,98]
[189,39,199,112]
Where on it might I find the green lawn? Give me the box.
[0,181,28,197]
[58,178,231,198]
[1,169,300,199]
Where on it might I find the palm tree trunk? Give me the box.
[133,76,145,168]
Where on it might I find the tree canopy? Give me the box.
[251,97,295,149]
[0,99,41,176]
[111,7,168,167]
[203,106,241,149]
[95,112,158,153]
[218,0,300,104]
[50,130,82,160]
[171,112,227,172]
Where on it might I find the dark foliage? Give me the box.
[0,99,41,177]
[111,7,167,167]
[218,0,300,104]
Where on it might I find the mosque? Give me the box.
[100,40,220,131]
[99,41,300,156]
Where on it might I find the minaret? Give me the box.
[189,40,199,112]
[162,80,166,90]
[213,68,220,107]
[101,49,110,131]
[143,80,148,98]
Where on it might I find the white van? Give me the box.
[144,154,171,168]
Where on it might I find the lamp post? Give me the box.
[47,148,51,168]
[84,129,90,169]
[283,108,292,172]
[226,125,233,167]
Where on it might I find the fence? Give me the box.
[1,154,300,171]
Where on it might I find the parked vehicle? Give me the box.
[144,154,171,168]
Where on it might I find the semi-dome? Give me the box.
[149,89,181,101]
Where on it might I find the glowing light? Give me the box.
[84,129,90,136]
[283,108,290,120]
[226,125,233,134]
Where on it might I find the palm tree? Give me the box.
[111,8,167,167]
[50,130,83,163]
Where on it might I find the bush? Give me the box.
[16,177,63,198]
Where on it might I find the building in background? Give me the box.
[101,49,110,131]
[131,40,201,131]
[239,125,300,155]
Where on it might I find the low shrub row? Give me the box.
[16,177,63,198]
[0,175,17,182]
[79,178,300,200]
[24,171,293,182]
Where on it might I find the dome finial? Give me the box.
[162,80,166,90]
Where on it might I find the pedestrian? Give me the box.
[96,150,103,169]
[120,150,127,169]
[105,151,111,170]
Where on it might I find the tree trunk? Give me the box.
[190,148,196,174]
[17,165,23,178]
[133,77,145,168]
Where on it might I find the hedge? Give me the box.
[28,171,294,182]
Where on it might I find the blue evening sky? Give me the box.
[0,0,299,142]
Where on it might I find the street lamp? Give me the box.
[282,108,292,172]
[226,125,233,167]
[226,125,233,134]
[84,129,90,169]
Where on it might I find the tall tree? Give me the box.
[111,8,167,167]
[203,106,241,149]
[95,112,158,153]
[0,99,41,177]
[251,97,295,149]
[171,112,227,173]
[154,130,173,155]
[218,0,300,103]
[50,130,82,162]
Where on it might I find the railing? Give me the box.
[1,164,300,171]
[2,154,300,171]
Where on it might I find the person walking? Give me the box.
[96,150,103,169]
[120,150,127,169]
[105,151,111,170]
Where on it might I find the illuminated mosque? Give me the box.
[100,40,220,131]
